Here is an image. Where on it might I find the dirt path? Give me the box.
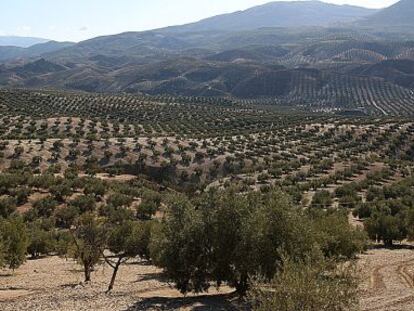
[359,248,414,311]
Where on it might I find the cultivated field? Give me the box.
[0,90,413,310]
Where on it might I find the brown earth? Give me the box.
[2,248,414,310]
[359,247,414,311]
[0,256,235,311]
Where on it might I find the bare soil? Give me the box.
[2,247,414,310]
[0,256,235,311]
[359,247,414,311]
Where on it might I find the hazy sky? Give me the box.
[0,0,399,42]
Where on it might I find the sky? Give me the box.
[0,0,400,42]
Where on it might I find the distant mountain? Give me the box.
[167,1,377,32]
[0,0,414,116]
[0,36,49,48]
[361,0,414,28]
[0,41,75,62]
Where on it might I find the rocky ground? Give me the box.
[0,256,235,311]
[2,248,414,310]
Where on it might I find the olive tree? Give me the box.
[104,220,152,292]
[70,213,105,282]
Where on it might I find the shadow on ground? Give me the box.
[125,293,248,311]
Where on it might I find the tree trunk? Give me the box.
[84,264,91,282]
[107,258,123,293]
[235,274,249,296]
[384,239,393,248]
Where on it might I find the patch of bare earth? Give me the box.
[7,243,414,311]
[0,256,236,311]
[359,247,414,311]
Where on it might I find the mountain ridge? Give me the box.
[0,36,50,48]
[163,0,377,33]
[360,0,414,28]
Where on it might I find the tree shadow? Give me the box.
[369,243,414,250]
[124,293,247,311]
[133,272,167,283]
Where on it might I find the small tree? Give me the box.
[311,190,333,209]
[27,222,55,258]
[0,217,29,271]
[366,212,406,247]
[71,213,105,282]
[0,197,17,218]
[104,220,152,292]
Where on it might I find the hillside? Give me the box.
[167,1,377,32]
[361,0,414,27]
[0,41,75,62]
[0,1,413,116]
[0,36,49,47]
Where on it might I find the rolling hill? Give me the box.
[0,0,413,116]
[0,41,75,62]
[166,1,377,32]
[0,36,49,47]
[361,0,414,28]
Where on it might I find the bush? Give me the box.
[0,197,17,218]
[366,212,406,247]
[249,256,359,311]
[33,196,59,218]
[68,195,96,214]
[313,212,367,259]
[311,190,333,209]
[27,222,55,258]
[0,217,29,270]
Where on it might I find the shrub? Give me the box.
[0,217,29,270]
[249,256,359,311]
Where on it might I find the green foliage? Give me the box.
[311,190,333,209]
[151,188,363,295]
[354,177,414,246]
[313,212,367,259]
[366,212,406,247]
[27,221,55,258]
[107,193,134,209]
[84,179,107,198]
[55,231,72,257]
[50,182,73,202]
[68,195,96,213]
[137,190,161,220]
[70,213,105,282]
[54,205,80,229]
[0,196,17,218]
[104,219,153,291]
[150,194,210,293]
[0,216,29,270]
[106,220,152,259]
[32,196,59,218]
[249,256,359,311]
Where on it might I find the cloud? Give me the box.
[79,26,88,32]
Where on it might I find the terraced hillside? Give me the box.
[1,36,414,115]
[0,88,413,310]
[0,89,412,193]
